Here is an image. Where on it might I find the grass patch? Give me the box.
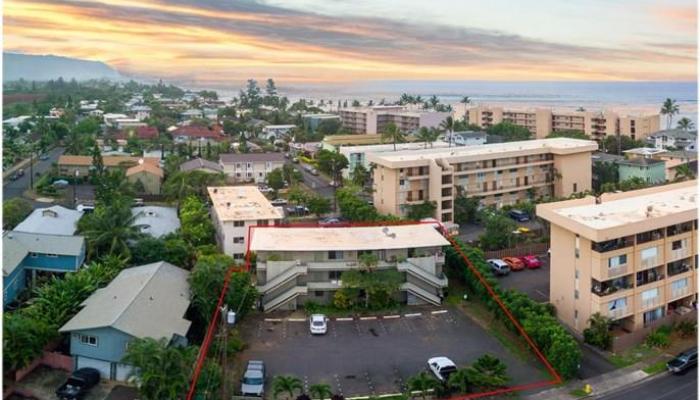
[642,360,668,375]
[608,344,661,368]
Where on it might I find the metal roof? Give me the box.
[3,231,85,276]
[14,205,83,235]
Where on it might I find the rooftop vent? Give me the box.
[226,202,231,208]
[213,188,218,193]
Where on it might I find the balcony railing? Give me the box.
[671,286,690,299]
[592,237,634,253]
[641,296,661,309]
[592,282,633,297]
[607,265,628,277]
[608,307,630,319]
[668,262,691,277]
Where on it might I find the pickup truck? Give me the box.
[56,368,100,400]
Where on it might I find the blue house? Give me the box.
[59,262,191,380]
[3,231,86,306]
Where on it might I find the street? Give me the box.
[3,146,64,201]
[597,371,697,400]
[292,162,335,199]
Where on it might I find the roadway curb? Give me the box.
[262,310,447,322]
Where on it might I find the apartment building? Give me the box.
[250,224,450,312]
[219,153,285,183]
[208,186,283,260]
[339,106,448,134]
[537,181,697,338]
[339,141,451,179]
[368,138,598,223]
[458,105,660,141]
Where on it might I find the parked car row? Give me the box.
[487,254,542,276]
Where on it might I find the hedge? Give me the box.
[446,239,581,380]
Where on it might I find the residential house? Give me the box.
[251,224,450,312]
[126,162,164,195]
[3,231,86,306]
[181,109,203,120]
[171,125,225,146]
[103,113,129,127]
[448,131,488,146]
[131,206,180,238]
[262,125,296,142]
[58,155,159,178]
[113,126,159,144]
[219,153,285,183]
[179,158,224,174]
[208,186,283,261]
[537,181,697,346]
[646,129,697,150]
[14,205,83,235]
[617,158,666,184]
[130,105,152,121]
[59,262,191,380]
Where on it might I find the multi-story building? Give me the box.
[303,113,341,130]
[208,186,283,260]
[646,129,698,150]
[339,141,451,179]
[250,224,450,312]
[617,158,666,184]
[368,138,598,223]
[219,153,285,183]
[537,181,697,339]
[339,106,448,134]
[457,105,660,141]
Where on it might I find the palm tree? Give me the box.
[447,368,471,394]
[460,96,471,105]
[78,196,144,259]
[416,127,434,149]
[273,375,304,400]
[674,163,696,181]
[406,372,439,400]
[358,252,379,273]
[381,123,406,151]
[466,354,509,390]
[677,117,695,131]
[439,116,455,147]
[309,383,333,400]
[428,95,439,108]
[660,98,680,129]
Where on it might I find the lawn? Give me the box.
[642,359,669,375]
[608,344,661,368]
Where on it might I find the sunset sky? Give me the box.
[3,0,697,86]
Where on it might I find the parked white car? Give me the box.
[427,356,457,381]
[309,314,328,335]
[487,258,510,276]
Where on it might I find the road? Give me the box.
[597,371,697,400]
[3,147,64,201]
[292,162,335,199]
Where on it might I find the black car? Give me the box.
[56,368,100,400]
[667,347,697,374]
[508,209,530,222]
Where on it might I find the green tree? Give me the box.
[439,116,455,146]
[447,368,471,394]
[583,312,612,350]
[416,127,440,148]
[122,337,197,400]
[660,98,680,129]
[601,135,646,154]
[466,354,508,390]
[94,169,135,203]
[90,141,104,178]
[307,195,331,217]
[3,197,33,229]
[592,161,619,193]
[3,313,53,371]
[406,372,439,400]
[78,197,143,258]
[309,383,333,400]
[406,201,436,220]
[272,375,304,400]
[676,117,694,131]
[130,235,192,269]
[163,170,226,204]
[316,149,348,184]
[288,185,310,205]
[351,164,371,188]
[381,123,406,151]
[453,187,479,225]
[316,119,342,136]
[267,168,286,192]
[336,185,379,221]
[479,214,517,251]
[546,130,588,140]
[179,195,215,247]
[189,254,257,323]
[674,163,696,181]
[487,122,532,142]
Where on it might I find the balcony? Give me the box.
[667,222,693,237]
[668,259,692,277]
[640,295,662,310]
[592,236,634,253]
[592,277,633,297]
[637,228,665,245]
[636,267,664,287]
[607,306,632,320]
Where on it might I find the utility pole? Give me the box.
[29,150,34,190]
[220,306,230,400]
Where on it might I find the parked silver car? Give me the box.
[240,360,265,397]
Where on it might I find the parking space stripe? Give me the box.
[431,310,448,314]
[382,315,400,319]
[264,318,283,322]
[359,316,377,320]
[404,312,422,318]
[336,317,354,321]
[288,318,306,322]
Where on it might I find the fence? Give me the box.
[611,310,697,353]
[13,350,73,381]
[483,242,549,260]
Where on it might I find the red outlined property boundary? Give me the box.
[186,220,561,400]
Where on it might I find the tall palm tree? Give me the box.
[381,123,406,151]
[460,96,471,105]
[309,383,333,400]
[428,95,439,108]
[676,117,695,131]
[674,163,696,181]
[272,375,303,400]
[439,116,455,147]
[447,368,471,394]
[660,98,680,129]
[406,372,439,400]
[416,127,434,149]
[78,196,144,259]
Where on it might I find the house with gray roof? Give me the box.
[617,157,666,184]
[59,261,191,380]
[179,157,224,174]
[3,231,86,306]
[131,206,180,238]
[219,153,285,183]
[646,129,697,150]
[14,205,83,235]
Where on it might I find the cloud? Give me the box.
[4,0,697,83]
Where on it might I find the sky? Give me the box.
[3,0,697,86]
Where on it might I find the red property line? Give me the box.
[187,220,560,398]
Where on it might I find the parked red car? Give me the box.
[502,257,525,271]
[519,255,542,269]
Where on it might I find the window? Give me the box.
[575,270,579,279]
[79,335,98,347]
[672,240,684,250]
[671,278,688,291]
[575,235,580,258]
[328,251,343,260]
[574,290,579,299]
[246,162,252,169]
[642,288,659,301]
[609,298,627,310]
[329,271,342,282]
[233,221,245,227]
[233,237,244,244]
[233,253,245,260]
[574,310,578,319]
[573,183,577,192]
[399,179,405,186]
[314,291,324,297]
[641,247,658,260]
[608,255,627,268]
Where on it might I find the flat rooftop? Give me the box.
[537,180,697,240]
[208,186,283,221]
[250,224,450,252]
[340,141,450,154]
[368,138,598,166]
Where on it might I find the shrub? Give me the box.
[645,327,671,348]
[674,320,697,338]
[583,313,612,350]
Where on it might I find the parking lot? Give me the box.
[497,254,550,302]
[238,307,545,397]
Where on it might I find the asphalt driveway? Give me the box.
[238,307,545,397]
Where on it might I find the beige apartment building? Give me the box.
[456,105,659,141]
[250,224,450,312]
[208,186,283,261]
[339,106,448,134]
[368,138,598,223]
[219,153,285,184]
[537,181,697,338]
